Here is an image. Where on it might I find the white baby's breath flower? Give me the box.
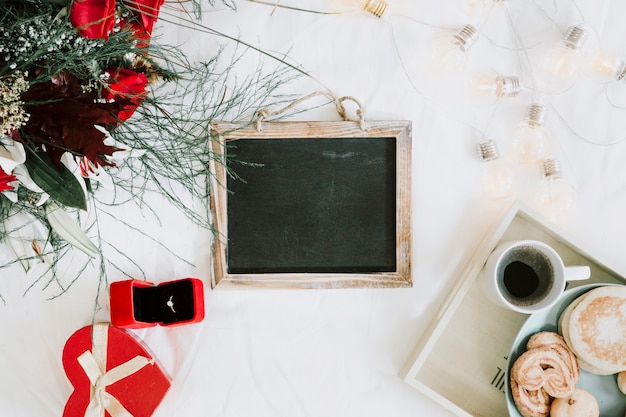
[123,52,137,62]
[0,71,30,135]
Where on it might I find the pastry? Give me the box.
[510,331,580,417]
[509,376,552,417]
[561,286,626,375]
[558,297,615,375]
[526,332,580,382]
[617,371,626,395]
[511,345,577,398]
[550,388,599,417]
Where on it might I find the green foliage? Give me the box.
[23,149,87,211]
[107,48,299,228]
[0,0,301,300]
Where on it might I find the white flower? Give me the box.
[12,164,49,206]
[0,136,26,174]
[96,125,146,163]
[60,152,90,198]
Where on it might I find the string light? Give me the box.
[427,24,479,76]
[351,3,617,219]
[467,71,521,102]
[477,139,514,199]
[588,49,626,83]
[335,0,389,18]
[535,158,575,222]
[510,103,551,165]
[536,25,588,94]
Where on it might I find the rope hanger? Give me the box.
[255,91,368,132]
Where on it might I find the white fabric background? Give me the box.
[2,1,626,416]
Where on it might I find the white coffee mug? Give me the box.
[479,239,590,314]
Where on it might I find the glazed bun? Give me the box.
[550,388,599,417]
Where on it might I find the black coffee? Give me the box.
[496,245,554,306]
[503,261,539,298]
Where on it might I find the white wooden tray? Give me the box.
[401,201,626,417]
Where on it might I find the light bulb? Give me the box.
[427,25,479,77]
[334,0,389,18]
[588,49,626,83]
[536,26,588,94]
[510,103,551,164]
[467,71,521,103]
[535,158,575,222]
[477,139,513,199]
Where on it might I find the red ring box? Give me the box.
[110,278,205,328]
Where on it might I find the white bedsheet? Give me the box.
[2,1,626,416]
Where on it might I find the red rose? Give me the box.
[102,67,149,121]
[0,167,16,193]
[123,0,166,44]
[70,0,116,39]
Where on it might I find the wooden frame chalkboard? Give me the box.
[209,121,411,289]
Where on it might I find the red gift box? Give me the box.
[110,278,205,329]
[62,323,171,417]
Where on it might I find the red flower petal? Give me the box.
[126,0,165,36]
[102,67,149,121]
[0,167,16,192]
[70,0,117,39]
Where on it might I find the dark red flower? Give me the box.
[70,0,116,39]
[20,71,124,168]
[0,167,16,192]
[102,67,149,121]
[122,0,166,44]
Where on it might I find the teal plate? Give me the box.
[505,283,626,417]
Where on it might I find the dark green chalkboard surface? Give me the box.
[210,121,411,289]
[226,137,396,274]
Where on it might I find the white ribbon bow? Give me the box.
[77,324,154,417]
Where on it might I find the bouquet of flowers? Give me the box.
[0,0,294,296]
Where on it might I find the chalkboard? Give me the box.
[209,121,411,289]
